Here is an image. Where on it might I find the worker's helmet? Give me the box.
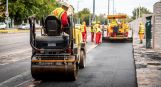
[61,2,69,8]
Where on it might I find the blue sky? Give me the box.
[68,0,160,16]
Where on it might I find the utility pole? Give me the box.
[107,0,110,24]
[77,0,80,24]
[5,0,9,28]
[108,0,110,15]
[113,0,114,14]
[139,5,141,18]
[77,0,79,12]
[92,0,95,22]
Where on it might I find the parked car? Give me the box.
[35,24,42,29]
[0,22,6,29]
[18,23,30,29]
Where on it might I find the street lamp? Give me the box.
[108,0,110,15]
[92,0,95,22]
[77,0,80,24]
[113,0,114,14]
[5,0,9,28]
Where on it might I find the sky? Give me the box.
[68,0,160,16]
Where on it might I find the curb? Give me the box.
[0,29,41,33]
[0,29,18,33]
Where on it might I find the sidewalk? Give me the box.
[133,39,161,87]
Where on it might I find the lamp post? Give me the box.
[107,0,110,24]
[77,0,80,24]
[5,0,9,28]
[108,0,110,15]
[113,0,114,14]
[92,0,95,22]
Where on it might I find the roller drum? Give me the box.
[31,63,78,81]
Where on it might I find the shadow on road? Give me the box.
[102,38,133,43]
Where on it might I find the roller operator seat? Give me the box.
[35,16,69,50]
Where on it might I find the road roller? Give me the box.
[28,6,86,81]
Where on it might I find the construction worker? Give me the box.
[124,24,129,37]
[122,20,129,37]
[95,21,102,44]
[90,22,96,42]
[111,18,118,37]
[138,22,145,44]
[107,23,113,37]
[51,2,69,28]
[81,21,87,42]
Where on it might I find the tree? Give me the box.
[75,8,91,25]
[131,7,152,20]
[0,0,58,24]
[97,14,107,24]
[0,0,6,21]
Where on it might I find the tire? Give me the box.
[79,50,86,69]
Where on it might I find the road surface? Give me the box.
[0,32,137,87]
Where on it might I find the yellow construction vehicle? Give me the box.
[105,14,131,41]
[29,5,86,81]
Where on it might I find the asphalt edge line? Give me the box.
[14,80,32,87]
[87,44,98,53]
[0,56,30,66]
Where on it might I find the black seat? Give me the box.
[35,16,69,50]
[44,16,61,36]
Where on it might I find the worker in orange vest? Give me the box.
[51,2,69,28]
[95,21,102,44]
[138,22,145,44]
[81,21,87,42]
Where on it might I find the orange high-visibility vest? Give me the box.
[52,7,65,20]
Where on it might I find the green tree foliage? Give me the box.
[97,14,107,24]
[0,0,58,23]
[0,0,6,21]
[132,7,152,20]
[75,8,91,25]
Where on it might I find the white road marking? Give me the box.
[87,44,97,53]
[0,49,31,66]
[0,56,30,66]
[0,63,9,66]
[0,71,30,87]
[14,80,32,87]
